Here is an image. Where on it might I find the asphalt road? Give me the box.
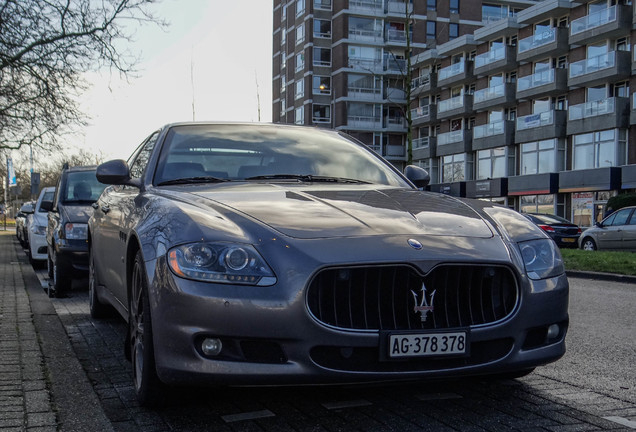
[539,276,636,405]
[30,266,636,431]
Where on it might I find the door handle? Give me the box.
[91,203,98,210]
[101,205,110,214]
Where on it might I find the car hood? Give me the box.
[60,204,94,223]
[185,184,495,240]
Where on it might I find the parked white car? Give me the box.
[27,187,55,262]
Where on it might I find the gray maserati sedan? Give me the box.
[88,123,568,406]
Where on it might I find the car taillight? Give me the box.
[538,224,555,233]
[577,228,582,234]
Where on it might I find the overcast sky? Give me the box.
[39,0,274,163]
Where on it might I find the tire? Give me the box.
[51,251,72,295]
[129,250,163,406]
[581,237,597,251]
[89,250,110,318]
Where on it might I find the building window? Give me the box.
[280,98,286,115]
[520,139,565,175]
[313,76,331,95]
[281,29,286,45]
[450,0,459,14]
[312,104,331,123]
[295,80,304,100]
[427,0,436,11]
[314,0,331,10]
[477,147,508,180]
[296,0,305,17]
[295,53,304,72]
[314,19,331,38]
[442,153,468,182]
[313,47,332,66]
[449,23,459,39]
[296,24,305,45]
[295,106,304,124]
[282,4,287,20]
[573,129,626,170]
[520,194,555,215]
[280,75,286,93]
[281,52,286,70]
[426,21,436,38]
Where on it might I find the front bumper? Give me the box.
[29,232,48,260]
[147,254,569,387]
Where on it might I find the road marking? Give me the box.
[322,399,372,410]
[416,392,463,401]
[603,416,636,429]
[221,409,275,423]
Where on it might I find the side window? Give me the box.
[129,132,159,179]
[608,209,631,226]
[628,210,636,226]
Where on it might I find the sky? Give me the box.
[35,0,274,163]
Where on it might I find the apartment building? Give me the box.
[272,0,636,227]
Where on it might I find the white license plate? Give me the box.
[388,331,467,358]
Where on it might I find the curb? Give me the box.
[17,241,114,431]
[566,269,636,285]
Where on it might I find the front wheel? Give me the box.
[129,250,163,406]
[581,237,597,251]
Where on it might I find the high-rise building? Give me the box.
[272,0,636,226]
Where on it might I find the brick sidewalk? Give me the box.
[0,231,57,431]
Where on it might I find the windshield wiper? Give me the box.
[157,176,229,186]
[244,174,370,184]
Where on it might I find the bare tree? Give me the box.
[0,0,163,152]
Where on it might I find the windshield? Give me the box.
[62,171,107,203]
[154,124,411,187]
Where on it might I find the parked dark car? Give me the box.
[89,123,568,406]
[579,206,636,251]
[45,165,107,296]
[16,201,35,247]
[521,213,581,248]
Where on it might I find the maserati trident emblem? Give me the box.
[411,283,436,322]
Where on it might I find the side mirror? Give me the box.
[96,159,141,187]
[404,165,430,188]
[40,200,53,212]
[596,222,604,228]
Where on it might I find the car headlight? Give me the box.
[33,225,47,235]
[518,239,564,280]
[167,242,276,286]
[65,223,88,240]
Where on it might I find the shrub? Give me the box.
[606,192,636,213]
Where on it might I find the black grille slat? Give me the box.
[307,265,518,331]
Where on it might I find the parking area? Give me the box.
[21,255,636,431]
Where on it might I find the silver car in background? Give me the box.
[579,206,636,251]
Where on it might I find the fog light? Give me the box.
[202,338,223,356]
[547,324,560,340]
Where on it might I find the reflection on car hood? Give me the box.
[188,184,494,240]
[60,204,94,223]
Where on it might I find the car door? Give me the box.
[620,209,636,251]
[94,132,160,307]
[597,208,632,249]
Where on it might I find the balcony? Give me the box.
[517,27,569,64]
[569,5,631,46]
[516,68,568,100]
[347,86,382,102]
[472,120,514,151]
[386,28,407,45]
[385,116,406,132]
[384,57,407,75]
[348,58,383,73]
[436,94,474,120]
[436,129,472,156]
[473,45,516,77]
[412,136,436,160]
[411,105,436,126]
[385,87,406,102]
[516,0,576,25]
[437,60,474,89]
[410,73,436,97]
[515,110,567,144]
[346,115,382,130]
[566,97,630,136]
[473,83,516,112]
[383,144,406,159]
[348,29,383,43]
[387,1,413,15]
[568,51,630,88]
[314,0,331,10]
[349,0,384,16]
